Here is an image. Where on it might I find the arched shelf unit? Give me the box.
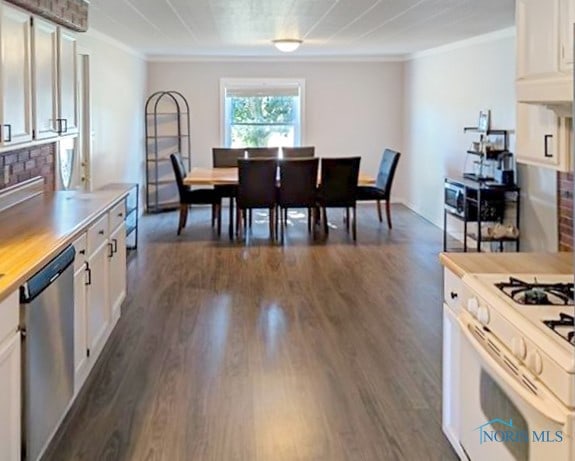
[145,90,191,212]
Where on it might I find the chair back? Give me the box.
[278,158,319,208]
[282,146,315,159]
[212,147,245,167]
[237,159,278,209]
[318,157,361,207]
[245,147,279,159]
[170,153,188,201]
[375,149,401,198]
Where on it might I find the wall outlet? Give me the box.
[3,165,9,184]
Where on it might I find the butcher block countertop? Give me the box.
[0,184,133,303]
[440,252,573,278]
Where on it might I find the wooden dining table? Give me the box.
[184,167,376,238]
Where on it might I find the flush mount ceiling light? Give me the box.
[272,39,303,53]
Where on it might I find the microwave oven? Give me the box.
[444,181,505,221]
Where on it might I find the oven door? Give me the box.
[457,313,572,460]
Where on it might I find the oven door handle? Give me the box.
[459,318,567,426]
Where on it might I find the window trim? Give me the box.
[219,78,306,147]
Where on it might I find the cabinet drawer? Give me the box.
[0,291,19,345]
[87,214,109,256]
[108,200,126,233]
[444,269,463,311]
[72,233,87,273]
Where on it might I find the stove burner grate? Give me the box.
[543,313,575,346]
[496,277,574,306]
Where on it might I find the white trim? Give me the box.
[408,27,516,61]
[84,27,146,60]
[147,54,407,63]
[219,78,306,147]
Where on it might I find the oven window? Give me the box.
[480,370,530,460]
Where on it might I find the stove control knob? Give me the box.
[529,351,543,375]
[477,306,490,325]
[511,337,527,360]
[467,297,479,318]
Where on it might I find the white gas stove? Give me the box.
[461,273,575,408]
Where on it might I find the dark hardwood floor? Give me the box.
[45,204,457,461]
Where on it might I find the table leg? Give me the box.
[228,197,234,239]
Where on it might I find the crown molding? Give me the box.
[147,54,407,63]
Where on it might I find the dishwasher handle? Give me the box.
[20,246,75,303]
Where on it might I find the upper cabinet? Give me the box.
[57,29,78,136]
[0,3,33,146]
[32,17,78,139]
[515,0,574,172]
[32,17,58,140]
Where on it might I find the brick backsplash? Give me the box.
[0,143,55,191]
[557,171,573,251]
[6,0,88,32]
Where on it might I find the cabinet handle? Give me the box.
[79,249,85,255]
[98,229,105,235]
[450,291,458,300]
[57,118,68,134]
[84,262,92,286]
[544,134,553,158]
[118,212,124,218]
[112,238,118,254]
[108,242,114,258]
[3,124,11,143]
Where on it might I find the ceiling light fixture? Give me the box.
[272,39,302,53]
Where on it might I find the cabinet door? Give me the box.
[516,103,571,170]
[32,18,58,139]
[109,223,126,325]
[560,0,575,71]
[516,0,560,80]
[0,332,21,461]
[58,29,78,135]
[87,242,109,360]
[0,4,32,145]
[73,266,89,393]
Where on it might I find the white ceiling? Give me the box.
[88,0,515,59]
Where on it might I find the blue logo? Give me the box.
[475,419,564,445]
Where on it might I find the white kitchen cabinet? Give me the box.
[442,270,463,459]
[32,17,58,140]
[0,291,21,461]
[516,103,572,171]
[57,28,78,135]
[0,3,33,146]
[72,233,89,393]
[87,237,110,363]
[108,223,126,325]
[560,0,575,71]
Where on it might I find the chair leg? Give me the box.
[269,207,275,241]
[216,203,222,236]
[322,207,329,235]
[377,200,383,223]
[249,209,253,228]
[345,208,350,232]
[177,204,187,235]
[284,208,288,225]
[236,207,242,238]
[307,208,312,233]
[211,204,216,228]
[385,200,392,229]
[352,205,357,241]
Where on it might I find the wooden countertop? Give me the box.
[439,252,573,278]
[0,184,133,303]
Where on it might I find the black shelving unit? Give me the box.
[443,177,521,253]
[145,91,191,213]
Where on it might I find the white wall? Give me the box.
[403,30,558,251]
[146,60,404,185]
[77,30,147,189]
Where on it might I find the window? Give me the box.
[221,78,305,148]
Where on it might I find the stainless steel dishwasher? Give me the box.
[20,245,75,461]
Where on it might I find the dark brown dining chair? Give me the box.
[282,146,315,159]
[170,153,221,235]
[277,158,319,240]
[356,149,401,229]
[236,159,278,240]
[317,157,361,241]
[245,147,279,159]
[212,147,245,238]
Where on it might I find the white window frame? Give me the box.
[219,78,305,147]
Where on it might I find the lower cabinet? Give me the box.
[108,223,126,325]
[73,260,89,393]
[0,291,20,461]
